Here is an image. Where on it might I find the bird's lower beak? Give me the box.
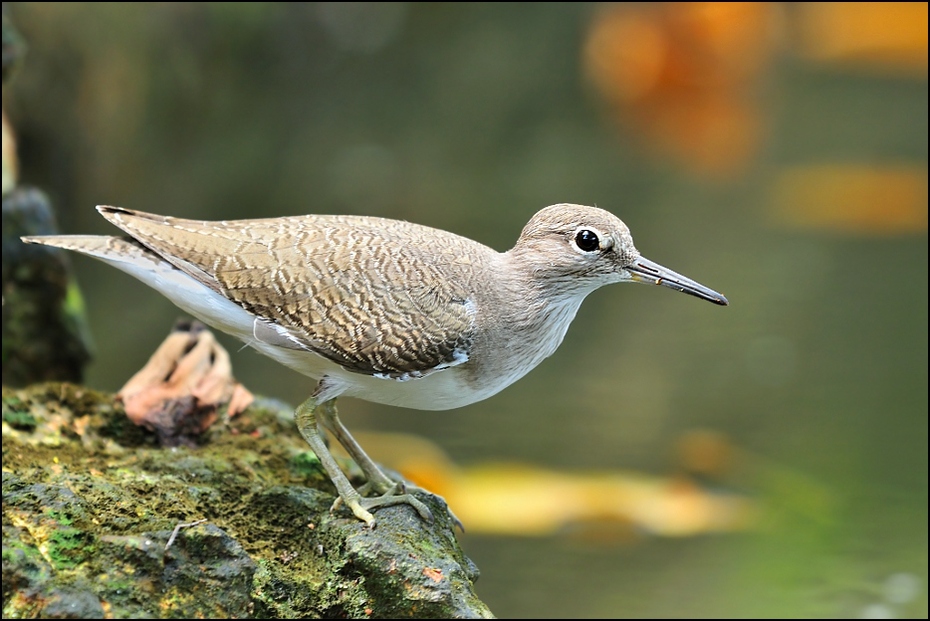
[627,257,729,306]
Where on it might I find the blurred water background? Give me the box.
[5,3,927,617]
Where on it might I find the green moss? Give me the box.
[45,527,94,569]
[3,383,492,618]
[44,510,74,526]
[2,390,36,431]
[288,450,325,478]
[2,538,47,571]
[3,408,37,431]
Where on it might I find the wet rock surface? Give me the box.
[2,383,493,618]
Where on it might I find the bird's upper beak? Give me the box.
[626,257,729,306]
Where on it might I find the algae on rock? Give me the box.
[2,383,493,618]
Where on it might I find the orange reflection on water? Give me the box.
[583,2,781,178]
[771,164,928,235]
[584,3,927,179]
[347,431,755,538]
[794,2,928,75]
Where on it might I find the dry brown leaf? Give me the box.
[117,320,254,446]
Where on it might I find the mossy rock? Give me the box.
[1,383,493,618]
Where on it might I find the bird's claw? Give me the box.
[331,485,433,527]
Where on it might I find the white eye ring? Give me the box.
[571,226,610,254]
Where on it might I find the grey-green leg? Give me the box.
[294,395,372,524]
[317,399,433,521]
[317,400,403,493]
[294,395,432,527]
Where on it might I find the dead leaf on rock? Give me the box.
[117,320,254,446]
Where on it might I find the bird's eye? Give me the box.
[574,229,600,252]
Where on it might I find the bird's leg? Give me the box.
[319,401,463,529]
[293,395,432,526]
[317,400,400,494]
[316,399,433,522]
[294,395,374,525]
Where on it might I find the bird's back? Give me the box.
[96,207,497,380]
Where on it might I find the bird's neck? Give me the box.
[483,251,593,370]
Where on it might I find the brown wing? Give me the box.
[99,206,479,377]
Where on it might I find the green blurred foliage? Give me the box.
[4,3,926,618]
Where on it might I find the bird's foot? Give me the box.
[401,483,465,532]
[356,476,404,498]
[361,480,464,531]
[332,482,434,527]
[351,477,464,531]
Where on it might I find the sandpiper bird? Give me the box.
[23,204,727,527]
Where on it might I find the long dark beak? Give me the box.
[627,257,729,306]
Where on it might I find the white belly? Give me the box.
[97,244,511,410]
